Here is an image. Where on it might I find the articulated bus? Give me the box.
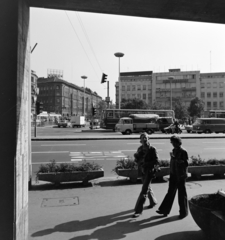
[100,109,175,131]
[208,110,225,118]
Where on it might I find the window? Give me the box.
[143,93,146,99]
[56,85,60,90]
[122,85,125,91]
[220,101,224,107]
[132,94,136,98]
[213,82,217,88]
[213,102,217,107]
[127,85,130,91]
[213,92,217,98]
[207,102,211,107]
[220,92,223,98]
[137,85,141,90]
[219,82,224,88]
[148,93,151,99]
[201,92,205,98]
[143,85,146,90]
[132,85,136,91]
[137,94,141,98]
[207,92,211,98]
[207,82,211,88]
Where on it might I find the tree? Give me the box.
[188,97,205,117]
[173,98,189,119]
[150,101,163,110]
[121,98,148,109]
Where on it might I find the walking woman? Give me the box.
[132,132,160,218]
[156,135,189,219]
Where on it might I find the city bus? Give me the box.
[208,110,225,118]
[100,109,175,131]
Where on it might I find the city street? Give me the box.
[32,137,225,180]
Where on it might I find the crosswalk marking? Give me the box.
[69,151,128,161]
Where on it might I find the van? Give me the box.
[192,118,225,133]
[115,114,159,135]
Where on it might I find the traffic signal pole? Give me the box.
[34,113,37,137]
[107,81,109,108]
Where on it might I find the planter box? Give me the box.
[116,167,170,182]
[189,194,225,240]
[188,165,225,180]
[37,168,104,185]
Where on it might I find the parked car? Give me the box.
[185,125,193,133]
[57,120,69,128]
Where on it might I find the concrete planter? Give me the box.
[116,167,170,182]
[37,168,104,185]
[188,165,225,179]
[189,193,225,240]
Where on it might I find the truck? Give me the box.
[70,116,85,128]
[115,114,159,135]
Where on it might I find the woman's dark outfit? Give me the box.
[157,146,189,217]
[134,143,159,214]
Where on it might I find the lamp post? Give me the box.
[169,76,174,110]
[114,52,124,109]
[81,76,87,117]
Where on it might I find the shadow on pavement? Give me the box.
[31,209,181,240]
[154,230,205,240]
[30,181,93,191]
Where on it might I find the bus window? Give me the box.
[107,111,113,118]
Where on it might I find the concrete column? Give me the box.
[0,0,30,239]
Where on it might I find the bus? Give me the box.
[208,110,225,118]
[100,109,175,131]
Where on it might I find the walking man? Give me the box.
[156,135,189,219]
[132,132,159,218]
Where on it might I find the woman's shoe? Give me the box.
[156,210,168,217]
[147,203,157,209]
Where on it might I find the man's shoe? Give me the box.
[132,213,142,218]
[156,210,168,217]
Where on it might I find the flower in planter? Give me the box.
[37,160,102,174]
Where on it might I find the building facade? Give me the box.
[37,77,102,118]
[31,70,39,114]
[116,69,225,111]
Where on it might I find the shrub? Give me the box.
[112,157,138,173]
[37,160,102,174]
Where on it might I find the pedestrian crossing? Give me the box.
[69,151,128,161]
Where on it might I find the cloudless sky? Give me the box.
[30,7,225,103]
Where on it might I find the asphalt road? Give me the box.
[32,138,225,180]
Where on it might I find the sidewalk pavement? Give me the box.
[29,176,225,240]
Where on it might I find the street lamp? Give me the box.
[114,52,124,109]
[81,76,87,117]
[168,76,174,110]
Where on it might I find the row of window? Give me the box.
[201,92,224,98]
[206,102,224,108]
[201,82,224,88]
[156,75,196,81]
[121,85,151,91]
[121,93,151,100]
[156,82,196,89]
[121,78,151,82]
[156,91,195,98]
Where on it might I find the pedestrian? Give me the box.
[156,135,189,219]
[132,132,160,218]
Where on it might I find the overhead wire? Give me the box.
[64,11,100,79]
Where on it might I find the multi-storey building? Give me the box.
[31,70,39,114]
[37,77,102,118]
[115,71,153,108]
[116,69,225,111]
[200,72,225,110]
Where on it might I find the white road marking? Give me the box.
[203,142,225,144]
[41,144,86,146]
[204,148,225,150]
[121,149,163,151]
[32,151,69,154]
[127,143,165,145]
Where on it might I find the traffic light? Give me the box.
[36,101,43,115]
[101,73,108,84]
[92,105,97,116]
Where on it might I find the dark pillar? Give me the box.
[0,0,30,239]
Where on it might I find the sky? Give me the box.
[30,7,225,103]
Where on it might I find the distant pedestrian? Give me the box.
[132,132,160,218]
[156,135,189,219]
